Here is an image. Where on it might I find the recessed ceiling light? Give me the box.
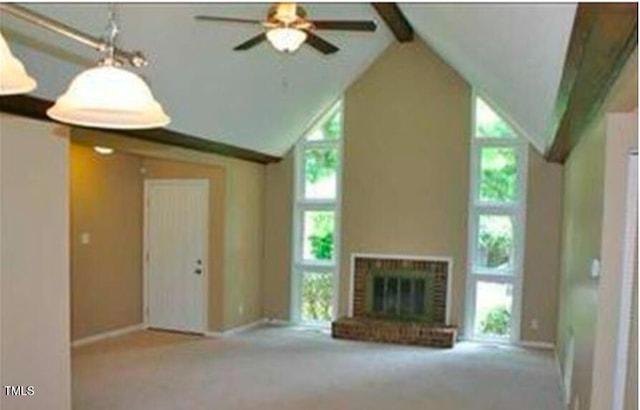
[94,146,114,155]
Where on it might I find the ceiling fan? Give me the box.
[195,3,377,55]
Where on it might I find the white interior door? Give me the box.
[145,179,208,333]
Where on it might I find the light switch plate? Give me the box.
[80,232,90,245]
[590,259,601,279]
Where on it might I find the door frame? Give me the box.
[590,112,638,409]
[612,152,637,410]
[143,178,209,334]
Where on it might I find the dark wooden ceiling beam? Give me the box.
[0,95,280,164]
[546,3,637,163]
[372,3,414,42]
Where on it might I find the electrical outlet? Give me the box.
[80,232,90,245]
[530,319,539,330]
[238,304,244,316]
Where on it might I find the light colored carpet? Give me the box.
[72,325,563,410]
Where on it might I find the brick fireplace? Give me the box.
[332,254,457,348]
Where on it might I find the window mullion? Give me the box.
[466,93,528,344]
[292,100,343,325]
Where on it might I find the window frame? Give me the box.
[291,100,344,325]
[465,93,528,344]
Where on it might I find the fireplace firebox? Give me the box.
[332,254,457,348]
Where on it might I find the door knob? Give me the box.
[194,269,202,275]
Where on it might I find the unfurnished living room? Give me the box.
[0,2,637,410]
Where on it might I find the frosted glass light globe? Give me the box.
[0,33,37,95]
[47,64,170,129]
[266,27,307,53]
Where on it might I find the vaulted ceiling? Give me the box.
[399,3,577,153]
[1,3,577,156]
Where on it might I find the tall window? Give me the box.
[292,101,343,324]
[465,95,528,342]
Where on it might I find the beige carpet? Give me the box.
[72,325,563,410]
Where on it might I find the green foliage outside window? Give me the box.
[480,306,511,336]
[304,148,338,185]
[478,216,513,269]
[301,212,334,322]
[476,98,516,138]
[480,147,517,203]
[478,117,515,138]
[302,272,332,321]
[323,110,342,140]
[479,232,512,268]
[308,212,334,260]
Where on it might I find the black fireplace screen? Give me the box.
[366,269,435,322]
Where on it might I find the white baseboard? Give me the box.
[72,324,145,348]
[266,318,291,326]
[520,340,555,350]
[205,318,269,338]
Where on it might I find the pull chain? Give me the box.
[278,52,289,94]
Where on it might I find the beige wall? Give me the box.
[590,111,638,409]
[556,49,637,410]
[555,113,605,410]
[1,114,71,410]
[222,157,265,329]
[521,147,563,343]
[72,129,266,332]
[340,41,471,326]
[262,150,294,320]
[70,144,143,340]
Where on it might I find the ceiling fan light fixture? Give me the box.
[0,33,37,96]
[47,62,170,130]
[266,27,307,53]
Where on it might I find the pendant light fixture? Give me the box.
[0,32,37,95]
[46,5,169,129]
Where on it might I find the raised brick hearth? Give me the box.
[332,318,457,348]
[331,254,457,348]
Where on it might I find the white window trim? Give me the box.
[464,91,529,344]
[290,100,344,325]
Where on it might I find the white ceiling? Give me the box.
[1,3,393,156]
[400,3,576,152]
[1,3,576,156]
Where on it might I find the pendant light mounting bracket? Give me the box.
[0,3,148,67]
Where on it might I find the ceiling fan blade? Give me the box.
[311,20,377,32]
[304,31,339,55]
[195,15,263,25]
[233,33,267,51]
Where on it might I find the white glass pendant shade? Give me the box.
[47,64,170,129]
[266,28,307,53]
[0,33,37,95]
